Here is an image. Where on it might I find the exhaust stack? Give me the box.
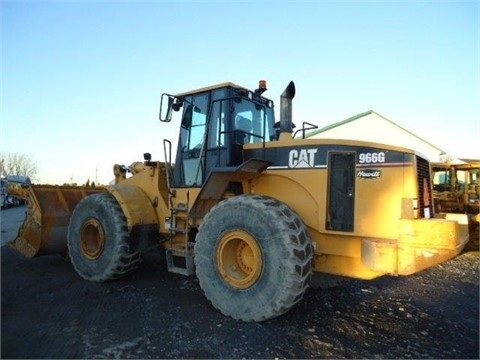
[278,81,296,140]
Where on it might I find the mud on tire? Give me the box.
[195,195,313,322]
[67,193,141,282]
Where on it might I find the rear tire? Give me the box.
[195,195,313,322]
[67,193,141,282]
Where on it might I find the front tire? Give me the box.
[67,193,141,282]
[195,195,313,322]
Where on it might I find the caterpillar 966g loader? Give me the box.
[10,81,467,321]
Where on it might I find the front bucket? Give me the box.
[9,185,105,258]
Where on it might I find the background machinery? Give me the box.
[1,175,29,209]
[10,81,467,321]
[431,160,480,250]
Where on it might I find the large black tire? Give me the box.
[195,195,313,322]
[67,193,141,282]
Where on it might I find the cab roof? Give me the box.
[175,82,248,97]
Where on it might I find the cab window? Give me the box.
[232,98,275,144]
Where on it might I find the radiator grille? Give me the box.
[416,155,433,218]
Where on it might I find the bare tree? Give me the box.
[0,153,39,182]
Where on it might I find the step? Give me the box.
[169,227,188,234]
[165,248,194,276]
[171,205,188,212]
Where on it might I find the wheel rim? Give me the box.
[216,230,263,289]
[80,218,105,260]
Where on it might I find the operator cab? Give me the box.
[160,82,275,188]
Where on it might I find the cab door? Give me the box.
[173,94,209,187]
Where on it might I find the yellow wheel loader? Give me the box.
[10,81,467,322]
[431,161,480,251]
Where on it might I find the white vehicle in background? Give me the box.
[1,178,8,208]
[0,176,30,209]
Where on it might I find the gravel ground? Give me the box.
[1,206,479,359]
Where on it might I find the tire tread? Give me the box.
[195,194,313,321]
[68,193,141,282]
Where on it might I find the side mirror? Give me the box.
[159,94,175,122]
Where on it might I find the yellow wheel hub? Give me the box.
[80,218,105,260]
[216,230,263,289]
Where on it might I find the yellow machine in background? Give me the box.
[431,160,480,250]
[11,81,466,321]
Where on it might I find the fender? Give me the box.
[250,173,319,230]
[108,184,158,230]
[190,159,272,218]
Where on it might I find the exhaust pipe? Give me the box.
[279,81,296,135]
